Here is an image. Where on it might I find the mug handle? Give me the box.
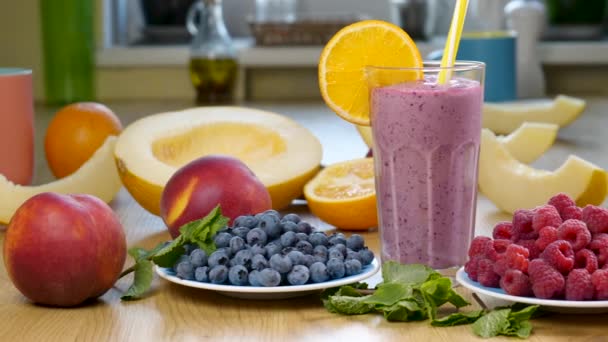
[186,1,203,36]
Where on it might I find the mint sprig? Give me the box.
[322,261,539,338]
[119,205,228,300]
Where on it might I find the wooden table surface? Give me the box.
[2,99,608,341]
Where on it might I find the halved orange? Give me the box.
[304,158,377,230]
[318,20,423,126]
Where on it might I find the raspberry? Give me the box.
[561,206,583,221]
[557,219,591,251]
[500,269,532,297]
[582,205,608,234]
[565,269,594,301]
[477,258,500,288]
[465,256,482,281]
[540,240,574,274]
[468,236,493,258]
[548,193,576,215]
[493,221,517,241]
[512,209,537,240]
[493,239,511,254]
[516,239,540,260]
[493,254,509,277]
[592,269,608,300]
[528,259,565,299]
[505,244,530,273]
[532,205,562,233]
[535,226,558,252]
[575,249,599,274]
[589,233,608,267]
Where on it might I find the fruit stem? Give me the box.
[119,265,136,279]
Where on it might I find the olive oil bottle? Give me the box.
[186,0,238,104]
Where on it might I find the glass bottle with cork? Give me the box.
[187,0,238,104]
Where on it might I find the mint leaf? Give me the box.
[362,283,413,306]
[325,295,375,315]
[512,320,532,338]
[128,247,149,260]
[431,310,484,327]
[509,305,539,322]
[151,235,187,268]
[472,308,511,338]
[383,299,427,322]
[381,262,438,285]
[121,258,154,300]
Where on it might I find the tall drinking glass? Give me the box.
[367,61,485,270]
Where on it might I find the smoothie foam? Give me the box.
[371,76,483,269]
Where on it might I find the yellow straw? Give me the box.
[438,0,470,84]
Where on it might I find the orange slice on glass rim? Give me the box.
[318,20,423,126]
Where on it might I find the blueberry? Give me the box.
[231,249,253,268]
[346,234,365,251]
[313,245,328,257]
[251,254,269,271]
[263,220,282,240]
[346,250,362,262]
[296,221,313,234]
[263,209,281,217]
[328,234,347,246]
[328,248,344,261]
[282,213,301,224]
[303,254,315,267]
[281,221,298,233]
[295,240,313,255]
[344,259,362,276]
[257,268,282,287]
[228,265,249,286]
[249,244,266,256]
[215,247,233,258]
[234,215,258,229]
[332,243,347,257]
[326,258,345,279]
[195,266,209,282]
[248,270,261,286]
[358,248,374,266]
[287,265,310,285]
[176,260,194,280]
[309,232,329,247]
[208,250,230,268]
[209,265,229,284]
[189,249,207,267]
[258,212,281,238]
[231,227,250,240]
[217,227,230,234]
[246,227,268,246]
[229,236,246,255]
[309,262,330,283]
[269,253,293,273]
[183,243,197,255]
[172,254,190,271]
[213,232,232,248]
[265,242,282,258]
[295,233,309,242]
[287,250,306,265]
[280,231,297,247]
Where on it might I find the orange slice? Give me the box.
[304,158,377,230]
[318,20,423,126]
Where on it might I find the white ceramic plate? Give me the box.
[156,258,381,300]
[456,267,608,314]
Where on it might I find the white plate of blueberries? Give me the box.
[156,211,381,300]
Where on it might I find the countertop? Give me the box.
[2,99,608,341]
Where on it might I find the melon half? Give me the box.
[114,107,323,215]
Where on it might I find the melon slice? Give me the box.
[357,122,558,164]
[0,137,122,224]
[479,129,607,214]
[114,107,323,215]
[496,122,558,163]
[483,95,585,134]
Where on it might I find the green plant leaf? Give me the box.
[381,262,438,285]
[325,295,376,315]
[431,310,484,327]
[382,299,427,322]
[472,308,511,338]
[362,282,413,307]
[151,235,187,268]
[121,259,154,301]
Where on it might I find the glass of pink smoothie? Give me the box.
[367,61,485,271]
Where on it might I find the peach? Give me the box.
[3,192,126,307]
[160,155,272,238]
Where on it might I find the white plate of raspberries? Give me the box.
[457,193,608,314]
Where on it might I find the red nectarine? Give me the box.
[3,192,126,307]
[160,155,272,238]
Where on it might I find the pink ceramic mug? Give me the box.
[0,68,34,185]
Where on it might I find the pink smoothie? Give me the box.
[370,77,483,269]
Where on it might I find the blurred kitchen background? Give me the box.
[1,0,607,103]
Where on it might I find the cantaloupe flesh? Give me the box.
[479,129,606,214]
[114,107,323,215]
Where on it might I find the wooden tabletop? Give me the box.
[2,99,608,341]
